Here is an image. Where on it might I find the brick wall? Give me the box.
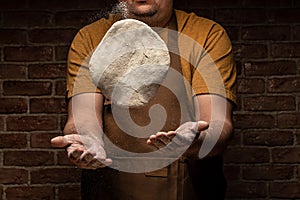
[0,0,299,199]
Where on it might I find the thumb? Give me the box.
[51,135,81,148]
[197,121,209,132]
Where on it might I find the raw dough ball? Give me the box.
[89,19,170,107]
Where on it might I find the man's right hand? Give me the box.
[51,134,112,169]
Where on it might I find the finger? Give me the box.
[74,152,112,169]
[79,151,94,164]
[146,134,157,145]
[197,121,209,132]
[150,137,166,149]
[93,148,108,161]
[51,134,82,148]
[101,158,113,166]
[77,158,102,169]
[166,131,176,138]
[67,146,84,161]
[67,143,84,153]
[51,136,71,148]
[146,138,152,145]
[156,133,172,145]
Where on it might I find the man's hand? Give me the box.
[146,121,209,157]
[51,134,112,169]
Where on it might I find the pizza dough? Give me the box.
[89,19,170,107]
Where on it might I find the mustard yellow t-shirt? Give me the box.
[66,10,236,105]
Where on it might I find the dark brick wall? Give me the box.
[0,0,299,199]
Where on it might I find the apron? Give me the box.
[81,13,227,200]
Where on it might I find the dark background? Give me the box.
[0,0,299,199]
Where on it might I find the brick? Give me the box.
[29,29,76,44]
[55,46,69,61]
[30,98,66,113]
[242,165,294,180]
[0,98,28,113]
[0,0,27,9]
[57,150,74,166]
[224,147,269,163]
[215,9,266,24]
[0,134,27,148]
[27,0,78,9]
[55,80,67,96]
[267,0,293,6]
[233,44,268,59]
[60,114,68,131]
[3,11,54,27]
[228,128,241,146]
[0,117,4,131]
[240,0,293,7]
[3,81,52,96]
[224,26,239,42]
[268,77,300,93]
[97,8,119,21]
[277,113,300,129]
[270,182,300,198]
[244,96,296,111]
[223,165,240,180]
[243,130,294,146]
[272,147,300,163]
[272,43,300,58]
[28,64,66,79]
[5,186,55,200]
[294,26,300,40]
[226,181,267,198]
[0,29,27,44]
[237,78,265,94]
[4,151,54,166]
[6,116,58,131]
[297,131,300,145]
[77,0,118,9]
[268,8,300,23]
[31,168,81,184]
[235,60,242,76]
[233,114,275,129]
[0,168,28,184]
[245,61,297,76]
[0,64,26,79]
[186,0,239,8]
[30,132,61,148]
[55,11,99,27]
[57,185,81,200]
[174,0,188,9]
[242,26,290,41]
[4,46,53,62]
[297,92,300,107]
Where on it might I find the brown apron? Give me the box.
[81,14,227,200]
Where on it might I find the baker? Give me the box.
[51,0,237,199]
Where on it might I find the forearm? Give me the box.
[184,119,232,158]
[64,93,105,145]
[65,93,104,132]
[52,93,111,168]
[184,94,234,159]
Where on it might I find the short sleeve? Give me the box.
[192,23,237,105]
[66,29,101,99]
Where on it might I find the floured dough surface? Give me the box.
[89,19,170,107]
